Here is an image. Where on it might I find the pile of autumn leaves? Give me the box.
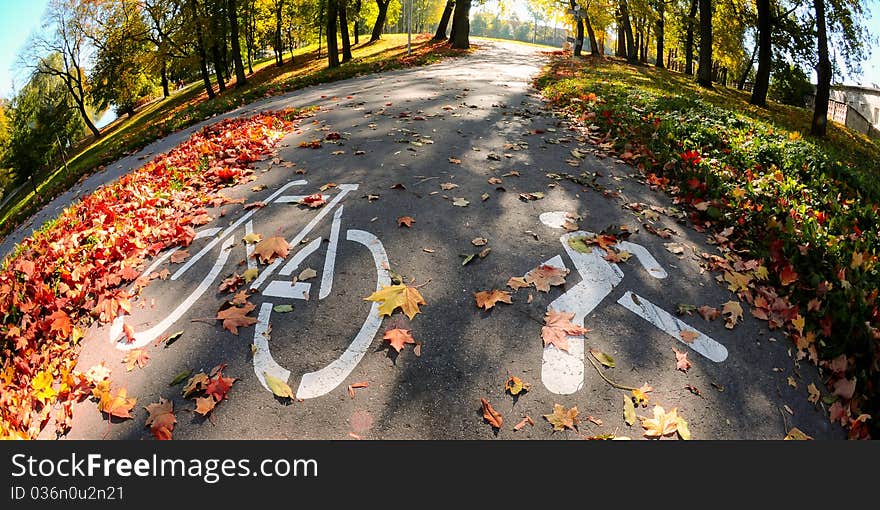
[475,233,690,440]
[0,110,300,439]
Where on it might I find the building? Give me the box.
[808,84,880,138]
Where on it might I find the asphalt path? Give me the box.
[43,39,841,440]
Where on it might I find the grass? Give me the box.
[537,54,880,438]
[0,33,464,242]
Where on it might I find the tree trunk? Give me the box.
[811,0,831,137]
[585,14,599,57]
[228,0,247,86]
[340,0,352,62]
[274,0,284,65]
[750,0,771,105]
[574,18,584,56]
[655,5,665,68]
[328,0,340,67]
[189,0,215,99]
[738,42,758,90]
[619,0,637,63]
[160,58,170,98]
[616,22,625,57]
[450,0,470,49]
[434,1,454,40]
[211,40,226,92]
[354,0,361,44]
[697,0,712,87]
[246,0,255,73]
[684,0,697,75]
[370,0,389,42]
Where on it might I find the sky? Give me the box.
[0,0,50,99]
[0,0,877,98]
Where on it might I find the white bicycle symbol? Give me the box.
[537,211,728,394]
[107,180,390,400]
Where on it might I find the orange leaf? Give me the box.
[253,236,290,264]
[144,398,176,439]
[679,330,699,343]
[542,310,589,352]
[673,347,691,372]
[170,250,190,264]
[474,290,513,310]
[206,373,235,401]
[524,264,568,292]
[779,265,799,286]
[348,381,369,399]
[383,328,416,353]
[49,310,73,339]
[397,216,415,227]
[481,398,503,429]
[99,387,137,420]
[640,405,679,438]
[123,349,150,371]
[216,302,258,334]
[194,396,217,416]
[544,404,579,431]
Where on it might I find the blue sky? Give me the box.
[0,0,49,99]
[0,0,877,99]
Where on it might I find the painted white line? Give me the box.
[617,241,668,279]
[539,211,573,229]
[245,221,256,273]
[278,237,323,276]
[171,179,307,280]
[251,184,359,290]
[295,229,390,399]
[253,302,292,393]
[113,236,236,350]
[617,291,729,362]
[262,281,312,300]
[319,206,344,300]
[274,194,328,204]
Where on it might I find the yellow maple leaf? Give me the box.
[640,405,679,438]
[32,370,57,404]
[543,404,579,431]
[364,284,427,319]
[723,271,751,292]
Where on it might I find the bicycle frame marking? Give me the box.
[538,212,728,395]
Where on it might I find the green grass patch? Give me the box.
[537,54,880,437]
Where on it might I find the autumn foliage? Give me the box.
[0,110,302,439]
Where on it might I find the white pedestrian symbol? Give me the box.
[537,212,728,395]
[107,180,390,400]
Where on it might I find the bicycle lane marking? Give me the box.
[253,229,391,399]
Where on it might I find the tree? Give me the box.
[143,0,188,98]
[696,0,712,87]
[273,0,285,65]
[768,63,812,106]
[450,0,471,49]
[811,0,831,136]
[683,0,697,74]
[370,0,391,42]
[187,0,216,99]
[6,54,86,189]
[340,0,353,62]
[228,0,247,86]
[618,0,637,62]
[29,0,102,138]
[328,0,340,67]
[434,1,455,40]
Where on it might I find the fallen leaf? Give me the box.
[300,194,326,208]
[169,370,192,387]
[640,405,679,438]
[182,372,208,397]
[144,398,176,440]
[544,404,579,431]
[807,383,821,404]
[623,394,636,426]
[784,427,813,440]
[676,417,691,440]
[170,250,190,264]
[474,290,512,310]
[273,304,294,313]
[452,197,469,207]
[471,237,488,246]
[397,216,415,227]
[298,267,317,281]
[697,305,720,321]
[513,416,534,431]
[164,331,183,348]
[481,398,503,429]
[216,302,258,334]
[589,349,615,368]
[123,349,150,371]
[679,330,699,343]
[242,232,263,244]
[524,264,568,292]
[348,381,369,399]
[505,376,530,396]
[206,373,235,401]
[542,310,589,352]
[506,277,529,290]
[664,243,686,255]
[99,387,137,420]
[685,385,702,396]
[253,236,290,264]
[787,376,798,388]
[194,396,216,416]
[440,182,459,190]
[722,301,744,329]
[364,284,427,319]
[264,372,294,399]
[673,347,691,372]
[383,328,416,353]
[632,384,653,406]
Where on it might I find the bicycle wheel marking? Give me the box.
[244,221,257,272]
[253,229,391,400]
[172,179,308,280]
[617,291,729,362]
[279,237,323,276]
[113,236,236,350]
